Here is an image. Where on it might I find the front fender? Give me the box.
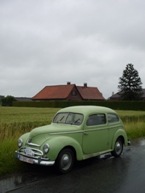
[20,132,30,145]
[111,128,128,149]
[45,136,83,161]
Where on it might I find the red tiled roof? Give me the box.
[77,86,104,100]
[32,84,105,100]
[33,84,75,99]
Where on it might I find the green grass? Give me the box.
[0,107,145,176]
[0,139,20,175]
[124,121,145,139]
[117,110,145,122]
[0,107,60,123]
[0,107,60,139]
[116,110,145,139]
[0,107,59,176]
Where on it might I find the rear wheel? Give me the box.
[56,148,74,174]
[111,137,123,157]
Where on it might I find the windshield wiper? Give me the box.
[57,116,64,123]
[75,118,80,123]
[71,119,80,125]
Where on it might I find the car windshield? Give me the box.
[53,112,84,125]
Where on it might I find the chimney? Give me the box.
[67,82,71,85]
[84,83,87,87]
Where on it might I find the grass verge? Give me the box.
[124,121,145,139]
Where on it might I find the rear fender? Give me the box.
[111,129,128,149]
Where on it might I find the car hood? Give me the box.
[30,123,80,138]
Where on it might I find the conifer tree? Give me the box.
[118,64,143,100]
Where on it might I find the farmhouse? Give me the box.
[32,83,105,101]
[109,89,145,100]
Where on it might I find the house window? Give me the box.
[71,90,77,96]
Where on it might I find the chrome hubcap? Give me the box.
[115,141,122,154]
[60,153,72,170]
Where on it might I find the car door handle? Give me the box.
[83,132,88,135]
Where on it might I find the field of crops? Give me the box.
[0,106,145,176]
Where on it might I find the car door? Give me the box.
[82,113,109,154]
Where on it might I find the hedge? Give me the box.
[12,100,145,111]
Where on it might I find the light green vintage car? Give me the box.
[15,106,130,173]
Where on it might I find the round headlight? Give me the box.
[43,144,50,154]
[18,138,23,148]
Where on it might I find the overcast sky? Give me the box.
[1,0,145,99]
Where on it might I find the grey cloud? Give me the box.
[0,0,145,98]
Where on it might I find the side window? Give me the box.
[86,114,106,126]
[107,113,119,123]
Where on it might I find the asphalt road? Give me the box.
[1,138,145,193]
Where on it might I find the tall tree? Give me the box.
[118,64,143,100]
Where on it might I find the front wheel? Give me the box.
[111,138,123,157]
[56,148,74,174]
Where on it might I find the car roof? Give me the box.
[58,106,117,116]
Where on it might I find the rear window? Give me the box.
[107,113,119,123]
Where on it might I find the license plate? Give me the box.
[19,155,33,164]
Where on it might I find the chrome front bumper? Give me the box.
[15,151,55,166]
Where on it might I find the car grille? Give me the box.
[19,146,43,158]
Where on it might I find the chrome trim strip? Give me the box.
[50,130,84,135]
[26,142,40,147]
[50,125,122,135]
[85,127,108,132]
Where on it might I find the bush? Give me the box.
[2,95,15,106]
